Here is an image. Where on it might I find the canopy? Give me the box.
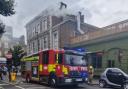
[0,57,6,61]
[0,57,7,63]
[21,56,39,62]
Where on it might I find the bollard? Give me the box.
[11,72,16,82]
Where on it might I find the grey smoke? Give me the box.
[1,0,128,37]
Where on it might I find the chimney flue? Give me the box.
[59,2,67,10]
[77,11,84,34]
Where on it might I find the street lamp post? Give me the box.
[35,32,39,52]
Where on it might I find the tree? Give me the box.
[10,45,25,66]
[0,0,15,37]
[0,0,15,16]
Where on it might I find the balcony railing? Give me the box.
[70,25,128,44]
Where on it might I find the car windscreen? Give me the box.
[64,53,86,66]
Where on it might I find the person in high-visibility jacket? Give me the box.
[88,65,94,84]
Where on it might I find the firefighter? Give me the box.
[88,65,94,84]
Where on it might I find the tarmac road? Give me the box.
[0,80,113,89]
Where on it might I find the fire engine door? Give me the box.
[31,61,39,78]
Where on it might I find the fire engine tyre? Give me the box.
[26,76,31,83]
[49,77,58,87]
[99,80,106,88]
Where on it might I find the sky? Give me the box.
[1,0,128,38]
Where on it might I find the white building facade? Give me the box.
[0,26,13,56]
[26,10,52,55]
[26,11,59,55]
[26,9,99,55]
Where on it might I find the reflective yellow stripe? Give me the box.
[39,64,43,71]
[62,65,68,75]
[31,77,39,81]
[48,64,56,72]
[56,53,58,63]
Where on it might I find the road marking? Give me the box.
[26,87,49,89]
[0,87,4,89]
[0,84,9,86]
[15,86,25,89]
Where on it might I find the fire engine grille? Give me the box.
[69,71,81,77]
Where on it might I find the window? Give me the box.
[37,24,40,33]
[40,21,42,32]
[44,19,47,30]
[43,36,48,49]
[53,32,58,49]
[107,60,115,67]
[32,27,35,36]
[37,39,40,51]
[41,37,43,50]
[39,39,42,50]
[33,42,35,52]
[55,53,63,64]
[54,33,57,39]
[42,20,45,31]
[28,44,30,53]
[42,51,49,64]
[44,37,46,48]
[91,53,102,68]
[107,69,112,74]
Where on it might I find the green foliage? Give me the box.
[0,0,15,37]
[0,0,15,16]
[10,45,25,66]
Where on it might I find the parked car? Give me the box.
[99,68,128,89]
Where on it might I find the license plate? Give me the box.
[65,79,72,83]
[76,78,82,81]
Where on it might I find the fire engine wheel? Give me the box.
[26,76,31,83]
[49,77,57,87]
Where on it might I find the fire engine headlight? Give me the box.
[85,78,88,82]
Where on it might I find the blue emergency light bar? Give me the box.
[63,47,86,52]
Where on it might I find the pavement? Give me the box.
[0,73,23,85]
[91,79,99,85]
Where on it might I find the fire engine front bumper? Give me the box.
[57,77,87,85]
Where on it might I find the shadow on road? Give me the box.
[55,85,85,89]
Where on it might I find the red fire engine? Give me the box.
[21,49,88,86]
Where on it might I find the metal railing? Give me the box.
[70,26,128,44]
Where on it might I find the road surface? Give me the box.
[0,80,115,89]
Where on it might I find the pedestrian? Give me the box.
[88,65,94,84]
[2,65,8,81]
[8,64,12,82]
[0,65,3,80]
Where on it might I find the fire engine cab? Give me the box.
[21,49,88,86]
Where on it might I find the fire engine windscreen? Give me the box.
[64,54,86,66]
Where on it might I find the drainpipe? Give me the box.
[49,15,52,49]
